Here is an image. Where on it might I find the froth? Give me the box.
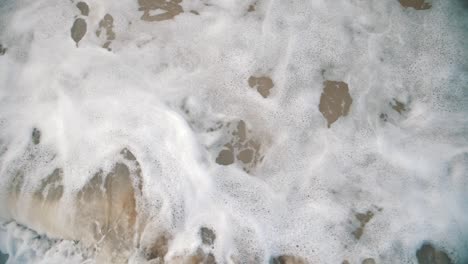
[0,0,467,263]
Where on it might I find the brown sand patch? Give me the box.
[248,76,274,98]
[138,0,183,22]
[270,255,307,264]
[5,148,145,262]
[352,210,374,240]
[76,2,89,16]
[319,80,352,128]
[362,258,376,264]
[342,260,350,264]
[215,120,264,173]
[96,14,116,51]
[32,128,41,145]
[248,4,256,12]
[73,148,144,261]
[71,18,87,46]
[0,44,6,55]
[391,99,407,114]
[416,243,452,264]
[398,0,432,10]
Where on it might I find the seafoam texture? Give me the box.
[0,0,467,263]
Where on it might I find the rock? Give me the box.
[270,255,306,264]
[200,227,216,245]
[71,18,87,46]
[416,243,452,264]
[362,258,376,264]
[76,2,89,16]
[32,128,41,145]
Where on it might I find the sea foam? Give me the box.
[0,0,467,263]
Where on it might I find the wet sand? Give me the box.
[138,0,183,22]
[319,81,352,128]
[248,76,274,98]
[399,0,432,10]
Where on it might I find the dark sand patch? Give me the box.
[248,4,256,12]
[0,44,6,55]
[399,0,432,10]
[34,168,64,201]
[416,243,452,264]
[32,128,41,145]
[138,0,183,22]
[352,210,374,240]
[215,120,264,173]
[319,81,352,128]
[170,248,216,264]
[190,10,200,15]
[391,99,407,114]
[96,14,116,51]
[9,172,24,197]
[270,255,307,264]
[145,234,171,261]
[342,260,350,264]
[76,2,89,16]
[216,147,234,165]
[200,227,216,245]
[248,76,274,98]
[379,113,388,122]
[71,18,87,46]
[0,250,8,264]
[237,148,254,163]
[362,258,376,264]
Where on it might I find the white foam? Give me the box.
[0,0,467,263]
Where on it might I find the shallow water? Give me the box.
[0,0,467,263]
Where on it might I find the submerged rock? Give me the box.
[0,250,9,264]
[96,14,116,50]
[76,2,89,16]
[270,255,307,264]
[416,243,452,264]
[71,18,87,46]
[0,44,6,55]
[32,128,41,145]
[200,227,216,245]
